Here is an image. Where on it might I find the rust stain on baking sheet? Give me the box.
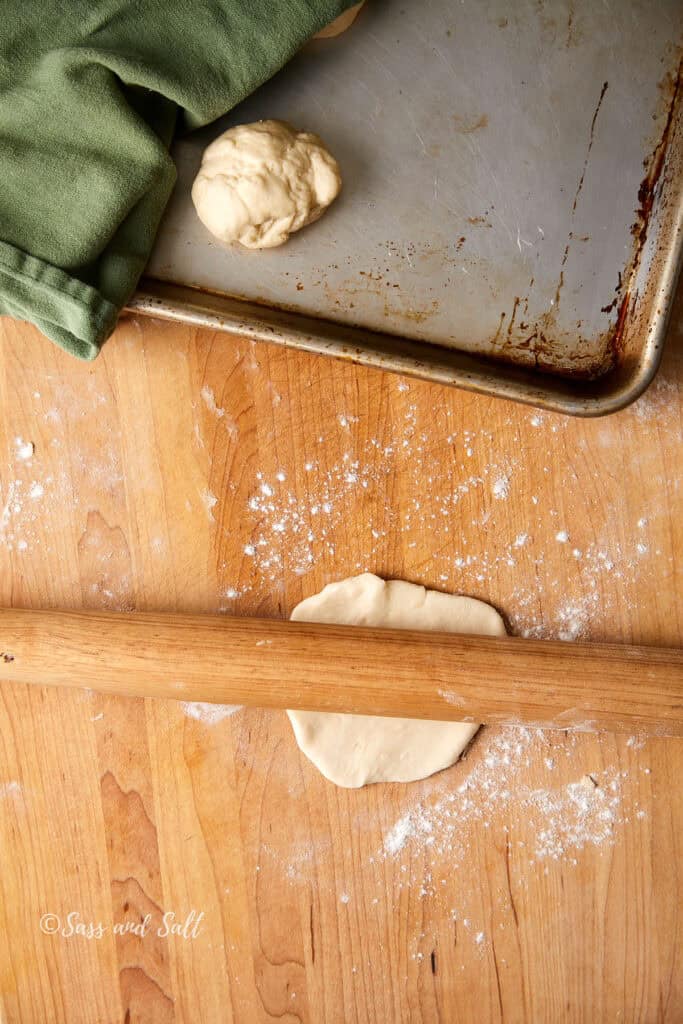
[489,277,634,380]
[451,113,489,134]
[491,311,506,344]
[490,60,680,381]
[548,81,609,315]
[322,272,441,327]
[605,60,683,367]
[506,297,520,339]
[632,65,681,250]
[600,271,623,315]
[565,2,575,48]
[598,60,681,368]
[402,302,440,324]
[572,81,609,216]
[602,291,631,370]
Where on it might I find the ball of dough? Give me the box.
[287,573,507,788]
[191,120,342,249]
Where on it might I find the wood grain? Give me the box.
[0,278,681,1023]
[0,608,682,735]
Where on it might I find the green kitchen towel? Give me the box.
[0,0,354,359]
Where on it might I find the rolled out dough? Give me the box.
[287,573,507,788]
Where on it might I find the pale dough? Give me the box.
[191,120,341,249]
[314,2,365,38]
[287,573,507,788]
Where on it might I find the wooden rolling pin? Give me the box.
[0,608,681,736]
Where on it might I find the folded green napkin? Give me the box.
[0,0,353,358]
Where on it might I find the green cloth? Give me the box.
[0,1,353,358]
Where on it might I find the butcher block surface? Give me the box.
[0,284,681,1022]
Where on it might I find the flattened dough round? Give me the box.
[287,573,506,788]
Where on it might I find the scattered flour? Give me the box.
[239,413,516,586]
[232,392,669,643]
[182,702,242,724]
[200,384,225,418]
[437,689,465,706]
[381,728,630,865]
[527,774,621,859]
[0,480,20,535]
[632,377,678,423]
[385,810,430,856]
[14,438,34,461]
[200,488,218,522]
[198,385,238,438]
[0,471,50,553]
[554,601,590,642]
[0,781,22,799]
[492,475,510,500]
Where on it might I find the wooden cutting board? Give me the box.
[0,280,681,1022]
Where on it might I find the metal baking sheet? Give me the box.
[131,0,683,415]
